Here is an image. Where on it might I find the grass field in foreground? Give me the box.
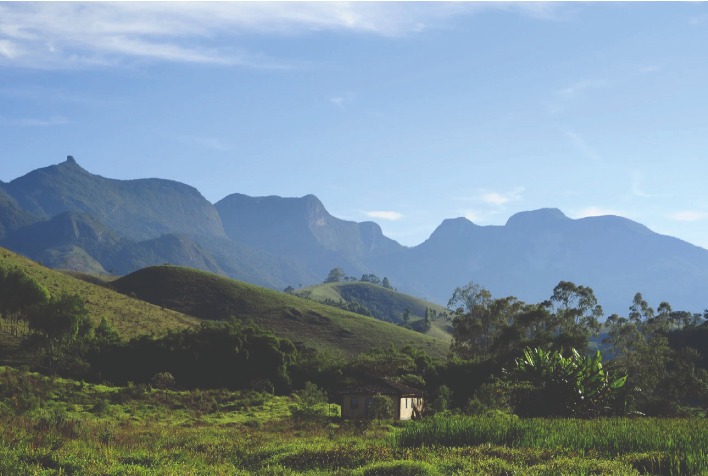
[1,366,706,475]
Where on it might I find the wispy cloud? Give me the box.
[0,115,69,127]
[365,210,403,221]
[547,78,608,114]
[630,171,650,198]
[669,211,708,222]
[557,79,608,99]
[564,130,602,163]
[0,3,575,70]
[630,171,668,199]
[329,92,356,109]
[638,64,660,74]
[0,3,443,69]
[453,187,525,209]
[182,136,231,152]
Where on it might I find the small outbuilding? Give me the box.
[339,380,424,420]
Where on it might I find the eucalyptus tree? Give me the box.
[449,282,524,361]
[546,281,603,352]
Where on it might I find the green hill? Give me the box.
[294,281,453,341]
[112,266,450,358]
[0,248,198,340]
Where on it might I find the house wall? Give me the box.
[398,397,423,420]
[341,394,423,420]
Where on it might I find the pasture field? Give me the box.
[1,366,706,475]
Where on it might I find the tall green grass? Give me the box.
[394,415,708,475]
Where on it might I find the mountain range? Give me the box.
[2,156,708,316]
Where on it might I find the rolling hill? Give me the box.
[0,247,199,339]
[293,281,452,341]
[111,266,450,358]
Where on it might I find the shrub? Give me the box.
[151,371,176,390]
[91,398,110,415]
[368,394,394,421]
[291,382,329,423]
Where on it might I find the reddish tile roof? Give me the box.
[339,379,423,397]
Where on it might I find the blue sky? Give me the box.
[1,2,708,248]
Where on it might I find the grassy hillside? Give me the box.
[112,266,450,358]
[294,281,452,342]
[0,247,198,340]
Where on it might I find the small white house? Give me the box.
[339,380,424,420]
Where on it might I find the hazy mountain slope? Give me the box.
[4,156,226,241]
[0,185,39,239]
[112,234,226,276]
[215,193,404,280]
[1,211,123,267]
[383,209,708,315]
[0,211,225,276]
[112,266,449,358]
[196,235,320,290]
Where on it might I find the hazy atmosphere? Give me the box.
[2,2,708,248]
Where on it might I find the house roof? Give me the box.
[339,379,423,397]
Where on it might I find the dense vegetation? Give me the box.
[0,248,706,474]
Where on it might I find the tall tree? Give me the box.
[547,281,602,351]
[0,269,50,336]
[324,267,345,283]
[449,283,520,360]
[26,293,93,374]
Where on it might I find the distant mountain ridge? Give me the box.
[4,156,226,241]
[380,208,708,314]
[2,156,708,316]
[216,193,403,280]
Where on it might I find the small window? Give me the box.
[405,398,409,409]
[351,397,359,410]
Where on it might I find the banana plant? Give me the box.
[514,347,627,417]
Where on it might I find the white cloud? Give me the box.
[366,210,403,221]
[464,211,482,222]
[0,39,23,59]
[481,187,525,207]
[573,206,623,218]
[669,211,708,222]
